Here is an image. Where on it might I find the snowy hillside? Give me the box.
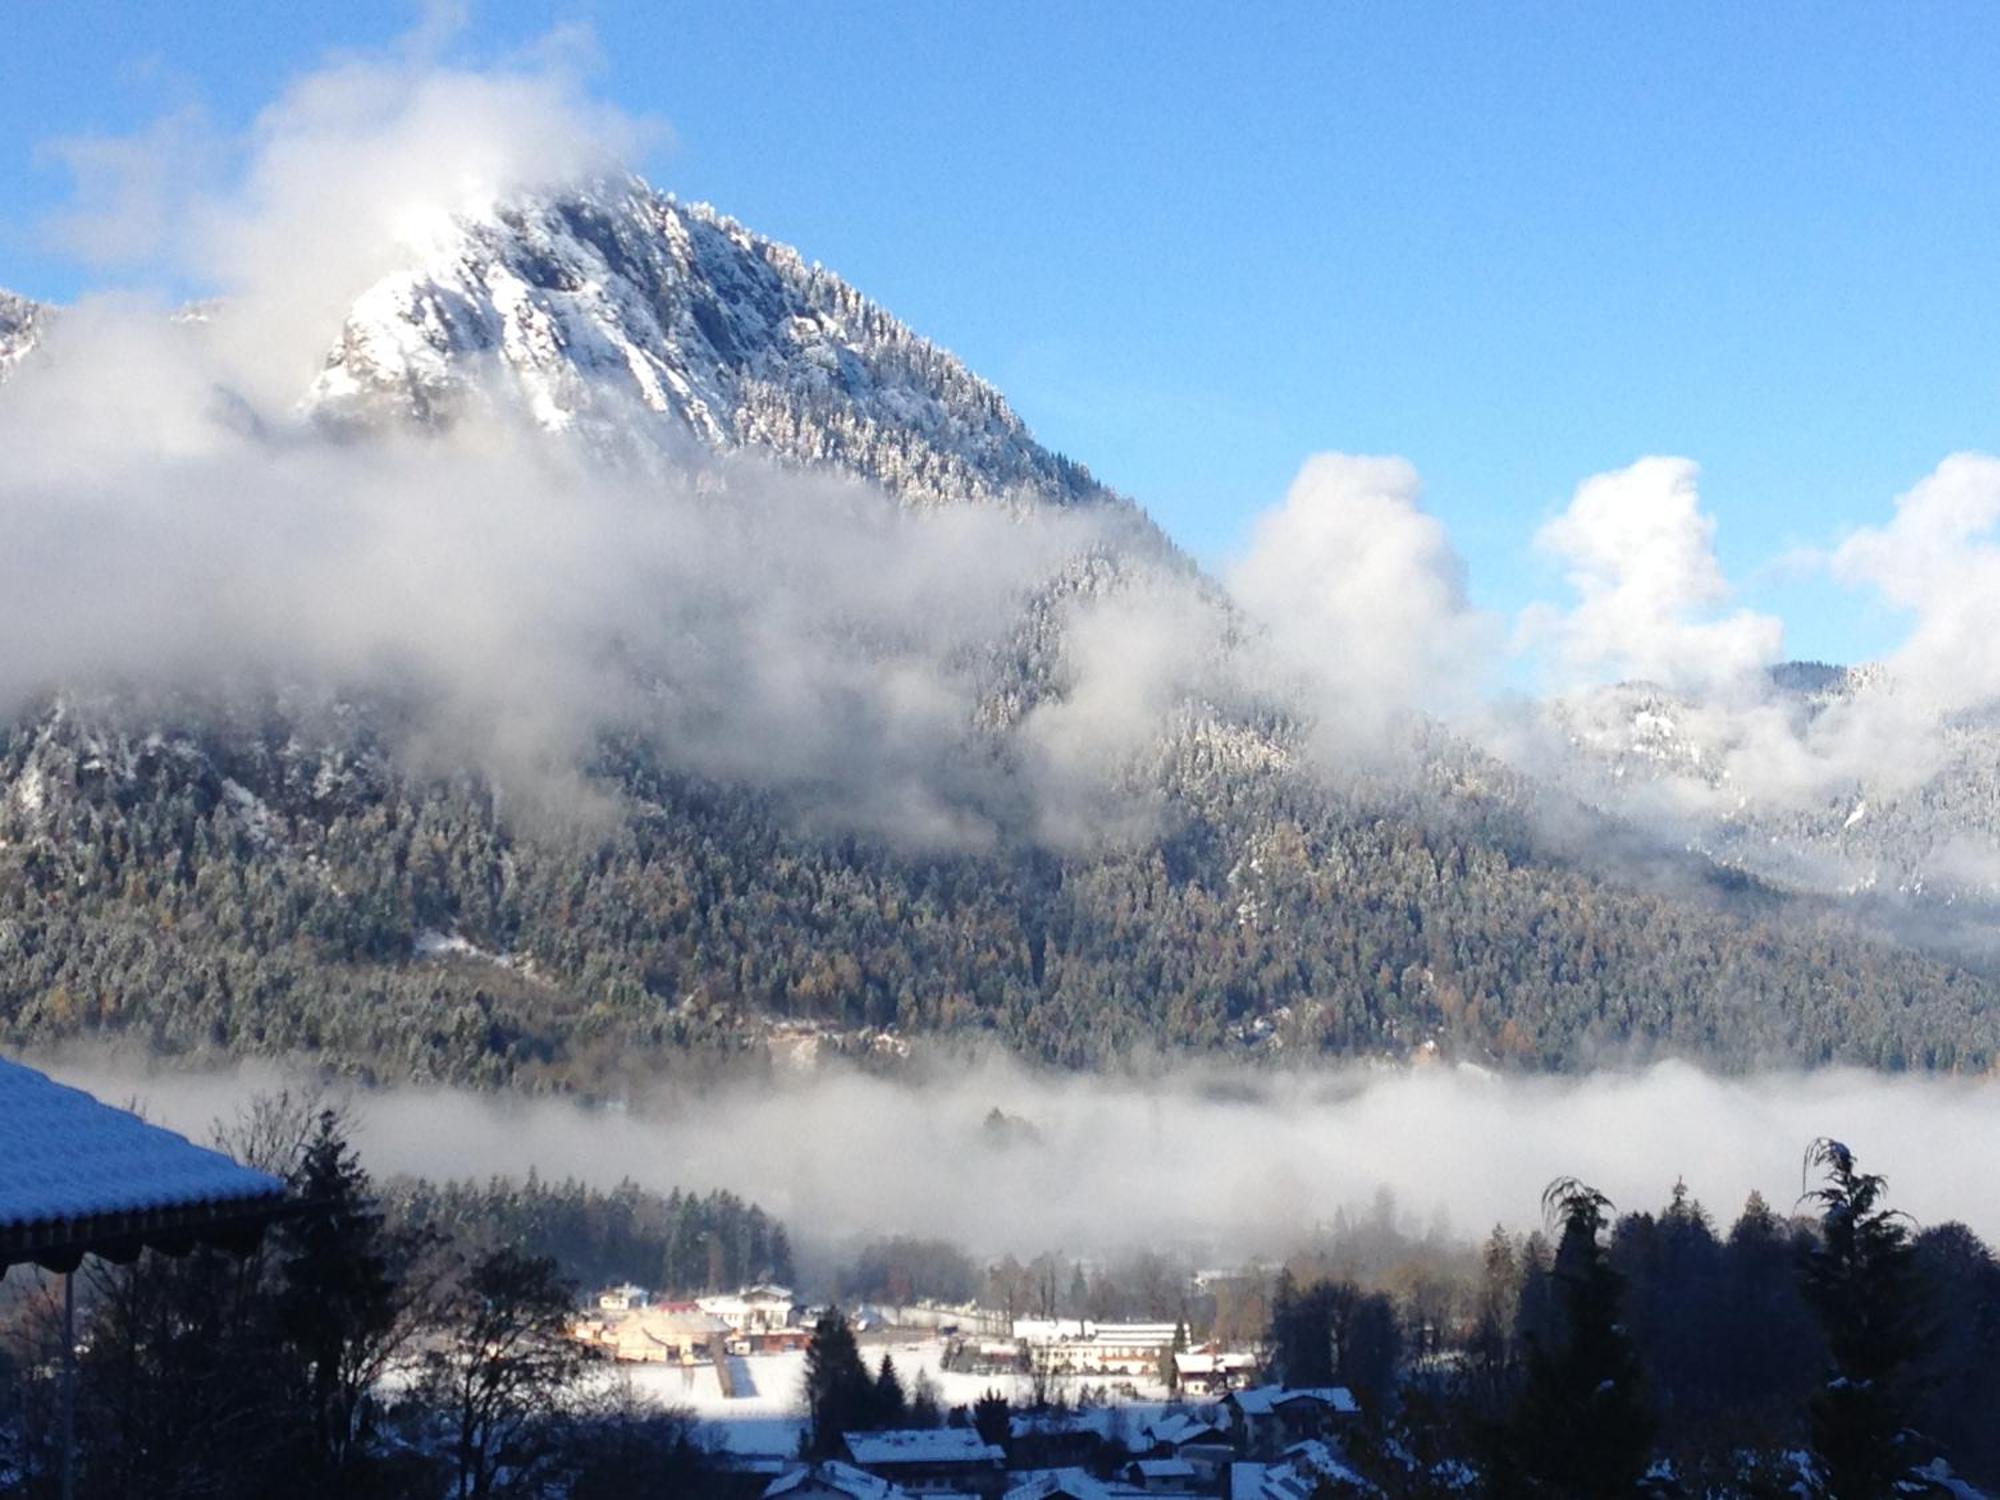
[1549,664,2000,906]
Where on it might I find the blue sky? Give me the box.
[5,1,1998,667]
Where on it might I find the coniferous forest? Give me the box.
[5,695,1996,1093]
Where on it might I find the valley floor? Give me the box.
[600,1335,1183,1456]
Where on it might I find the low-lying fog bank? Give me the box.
[36,1052,2000,1259]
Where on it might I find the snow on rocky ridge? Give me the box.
[0,290,45,382]
[310,177,1119,517]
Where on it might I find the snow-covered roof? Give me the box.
[764,1460,910,1500]
[1143,1412,1228,1448]
[1229,1462,1319,1500]
[1004,1468,1118,1500]
[1284,1439,1373,1490]
[841,1428,1005,1467]
[1128,1458,1196,1480]
[0,1057,286,1266]
[1227,1385,1360,1418]
[1011,1407,1121,1440]
[1091,1322,1179,1344]
[1230,1448,1376,1500]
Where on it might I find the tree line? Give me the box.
[1264,1146,1999,1499]
[384,1175,793,1297]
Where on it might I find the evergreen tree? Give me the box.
[909,1371,944,1429]
[1469,1226,1520,1386]
[1161,1319,1188,1392]
[872,1353,908,1427]
[971,1389,1012,1449]
[1339,1292,1403,1415]
[1495,1179,1652,1499]
[276,1110,438,1497]
[802,1309,873,1456]
[1909,1221,2000,1484]
[1267,1272,1338,1386]
[1798,1139,1924,1500]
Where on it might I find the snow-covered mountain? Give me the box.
[0,290,45,382]
[5,179,2000,1084]
[1548,664,2000,907]
[310,179,1115,517]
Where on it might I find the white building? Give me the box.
[698,1283,797,1332]
[1018,1319,1179,1379]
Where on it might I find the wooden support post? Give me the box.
[61,1266,76,1500]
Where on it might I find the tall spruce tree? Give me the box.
[1494,1179,1653,1499]
[802,1309,873,1456]
[277,1110,438,1497]
[872,1353,907,1427]
[1798,1139,1925,1500]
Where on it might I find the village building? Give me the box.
[1017,1319,1180,1380]
[1008,1408,1117,1470]
[840,1428,1008,1496]
[1225,1439,1374,1498]
[1139,1412,1235,1482]
[1122,1456,1204,1493]
[699,1282,799,1333]
[764,1459,912,1500]
[946,1334,1028,1375]
[0,1056,291,1496]
[595,1282,650,1311]
[572,1301,730,1363]
[1002,1469,1125,1500]
[1221,1386,1361,1462]
[1171,1347,1259,1395]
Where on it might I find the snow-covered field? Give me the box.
[598,1337,1187,1456]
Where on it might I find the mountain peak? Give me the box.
[0,288,47,382]
[310,178,1111,513]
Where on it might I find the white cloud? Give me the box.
[50,1051,2000,1260]
[1831,452,2000,711]
[1226,454,1495,747]
[1526,456,1782,693]
[36,21,661,405]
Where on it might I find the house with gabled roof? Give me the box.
[1221,1385,1361,1460]
[841,1428,1007,1496]
[764,1459,912,1500]
[1002,1468,1120,1500]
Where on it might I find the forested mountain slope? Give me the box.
[2,180,1997,1089]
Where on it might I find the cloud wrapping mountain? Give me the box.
[1227,453,1495,748]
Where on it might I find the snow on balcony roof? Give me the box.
[0,1056,286,1264]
